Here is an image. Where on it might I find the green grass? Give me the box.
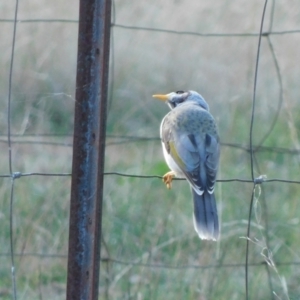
[1,0,300,299]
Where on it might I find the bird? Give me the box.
[152,90,220,240]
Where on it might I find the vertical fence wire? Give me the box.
[246,1,269,299]
[7,0,19,299]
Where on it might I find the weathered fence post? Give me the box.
[66,0,111,299]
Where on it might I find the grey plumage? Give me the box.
[153,90,220,240]
[192,189,219,240]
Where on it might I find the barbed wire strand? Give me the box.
[246,0,269,299]
[7,0,20,299]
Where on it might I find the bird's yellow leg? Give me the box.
[163,171,175,189]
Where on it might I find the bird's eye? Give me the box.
[176,90,185,94]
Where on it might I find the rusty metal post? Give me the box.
[66,0,111,299]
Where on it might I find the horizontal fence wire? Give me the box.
[0,18,300,36]
[1,169,300,185]
[1,252,300,269]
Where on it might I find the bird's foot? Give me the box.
[163,171,175,189]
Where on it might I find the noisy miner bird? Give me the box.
[153,90,220,240]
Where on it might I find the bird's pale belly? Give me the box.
[162,142,185,178]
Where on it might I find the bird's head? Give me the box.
[153,90,209,111]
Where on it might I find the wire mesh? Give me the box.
[1,0,300,299]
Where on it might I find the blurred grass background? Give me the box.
[1,0,300,299]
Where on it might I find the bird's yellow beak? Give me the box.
[152,94,169,101]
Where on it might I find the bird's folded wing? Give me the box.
[167,133,219,194]
[204,133,220,193]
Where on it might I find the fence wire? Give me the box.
[2,0,300,299]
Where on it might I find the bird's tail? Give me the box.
[192,189,219,240]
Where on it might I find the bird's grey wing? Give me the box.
[161,125,199,177]
[204,133,220,193]
[172,132,220,194]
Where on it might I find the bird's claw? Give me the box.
[163,171,175,189]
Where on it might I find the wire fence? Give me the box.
[1,0,300,299]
